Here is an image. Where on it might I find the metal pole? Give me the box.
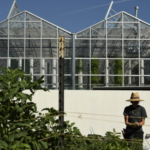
[59,36,65,150]
[30,58,33,82]
[135,6,139,18]
[72,34,75,89]
[105,1,114,20]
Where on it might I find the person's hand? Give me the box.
[135,122,140,127]
[131,122,139,128]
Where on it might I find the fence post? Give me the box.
[58,36,65,149]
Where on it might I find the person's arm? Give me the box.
[139,118,145,126]
[124,116,132,126]
[135,107,147,127]
[124,116,143,127]
[135,118,145,126]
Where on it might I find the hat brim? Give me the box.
[126,99,144,102]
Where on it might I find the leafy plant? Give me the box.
[0,68,87,150]
[0,67,49,149]
[91,59,99,84]
[114,59,122,86]
[0,67,145,150]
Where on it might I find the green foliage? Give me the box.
[76,59,84,72]
[114,59,122,86]
[91,59,99,84]
[0,68,145,150]
[0,68,49,149]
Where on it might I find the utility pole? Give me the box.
[58,36,65,150]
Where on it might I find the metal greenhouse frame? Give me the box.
[0,0,150,90]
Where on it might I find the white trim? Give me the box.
[7,0,20,19]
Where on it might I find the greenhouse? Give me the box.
[0,0,150,89]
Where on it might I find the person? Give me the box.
[123,92,147,144]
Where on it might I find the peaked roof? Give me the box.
[7,0,20,19]
[76,11,150,35]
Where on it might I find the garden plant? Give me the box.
[0,68,145,149]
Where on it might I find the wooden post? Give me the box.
[58,36,65,150]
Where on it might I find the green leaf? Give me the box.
[9,133,15,142]
[40,141,48,149]
[15,131,28,139]
[70,122,75,127]
[0,139,8,148]
[14,123,32,128]
[32,141,40,150]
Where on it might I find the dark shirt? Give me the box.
[123,105,147,132]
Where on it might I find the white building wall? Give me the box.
[30,90,150,149]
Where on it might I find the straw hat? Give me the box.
[126,92,144,101]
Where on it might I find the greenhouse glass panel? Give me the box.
[108,59,122,75]
[64,76,72,89]
[75,59,90,74]
[75,76,90,90]
[26,12,41,21]
[33,76,41,81]
[58,29,72,38]
[123,13,138,22]
[33,59,41,74]
[44,59,58,74]
[124,60,139,75]
[42,21,57,38]
[140,40,150,58]
[91,40,106,58]
[140,22,150,39]
[64,39,72,58]
[25,39,40,57]
[143,60,150,75]
[91,76,105,88]
[76,28,90,38]
[9,22,24,38]
[9,12,25,21]
[0,21,8,38]
[123,23,139,39]
[44,75,58,89]
[11,59,18,69]
[107,40,122,58]
[0,40,7,57]
[141,77,150,86]
[107,22,122,39]
[107,13,122,22]
[75,40,89,57]
[124,40,139,58]
[108,76,123,86]
[26,22,41,38]
[25,59,30,74]
[91,59,106,75]
[91,21,106,38]
[64,59,71,74]
[0,59,7,73]
[124,76,139,86]
[9,39,24,57]
[42,39,57,58]
[8,1,20,18]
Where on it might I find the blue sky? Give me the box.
[0,0,149,33]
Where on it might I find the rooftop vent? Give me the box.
[135,6,139,18]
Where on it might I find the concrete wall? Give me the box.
[32,90,150,149]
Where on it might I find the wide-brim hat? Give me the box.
[126,92,144,101]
